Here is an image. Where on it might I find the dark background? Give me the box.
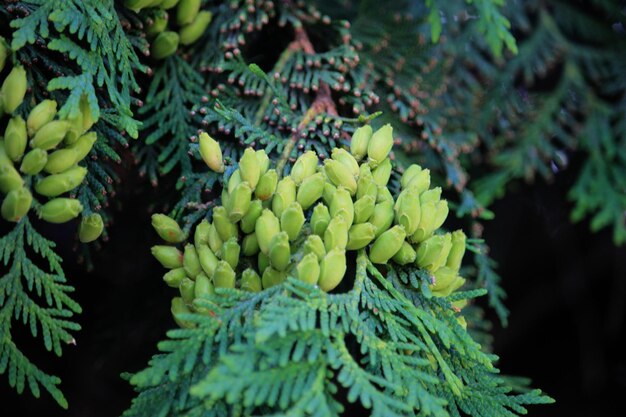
[0,163,625,417]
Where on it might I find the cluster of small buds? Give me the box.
[0,38,103,242]
[125,0,213,59]
[151,124,469,328]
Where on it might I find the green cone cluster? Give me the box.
[0,49,101,236]
[124,0,213,59]
[151,124,470,327]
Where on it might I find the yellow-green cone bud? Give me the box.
[183,244,201,278]
[0,36,7,73]
[124,0,159,13]
[346,223,377,250]
[446,230,466,272]
[420,187,442,204]
[296,172,325,210]
[194,273,214,298]
[163,268,187,288]
[0,163,23,193]
[38,198,83,224]
[78,213,104,243]
[416,233,452,272]
[152,213,185,243]
[280,202,305,241]
[261,267,287,289]
[241,268,262,292]
[272,177,296,217]
[30,120,70,150]
[410,201,436,243]
[392,241,417,265]
[151,31,179,59]
[350,125,372,161]
[255,209,280,255]
[180,11,212,45]
[171,297,194,328]
[146,12,169,39]
[331,148,359,177]
[255,169,278,201]
[376,185,393,203]
[239,147,260,190]
[1,187,32,222]
[242,232,260,256]
[161,0,180,9]
[34,166,87,197]
[43,148,78,174]
[296,253,320,285]
[369,225,406,264]
[207,222,223,254]
[369,200,395,238]
[371,158,392,186]
[405,168,431,194]
[258,251,270,274]
[323,216,348,251]
[5,116,27,161]
[254,149,269,175]
[322,182,336,206]
[152,245,183,269]
[179,277,195,305]
[194,219,210,248]
[324,159,357,196]
[431,266,462,296]
[69,132,97,162]
[213,260,236,289]
[367,124,393,166]
[1,65,27,113]
[221,237,240,269]
[198,132,224,172]
[227,181,252,222]
[304,234,326,261]
[268,231,290,271]
[176,0,201,26]
[27,100,57,137]
[19,148,48,175]
[395,187,421,235]
[432,200,449,230]
[353,195,376,224]
[63,111,84,146]
[197,244,219,277]
[330,186,354,226]
[241,199,262,234]
[318,248,347,292]
[212,206,238,241]
[291,150,318,184]
[356,165,377,201]
[311,203,330,236]
[79,95,96,132]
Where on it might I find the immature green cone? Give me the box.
[310,203,330,236]
[291,150,318,184]
[409,201,436,243]
[346,223,377,250]
[179,277,196,305]
[416,233,452,272]
[124,0,159,12]
[151,214,185,243]
[34,166,87,197]
[5,116,27,161]
[420,187,442,204]
[324,159,357,196]
[304,234,326,261]
[38,198,83,224]
[163,268,187,288]
[445,230,467,272]
[146,12,169,38]
[356,165,377,201]
[255,209,280,255]
[63,113,85,145]
[280,202,305,241]
[401,164,421,188]
[213,260,236,289]
[350,125,372,161]
[0,164,24,193]
[78,213,104,243]
[296,253,320,285]
[367,124,393,166]
[369,225,406,264]
[1,65,27,113]
[323,216,348,251]
[194,273,214,298]
[212,206,238,241]
[30,120,70,150]
[330,186,354,226]
[1,187,32,222]
[198,132,223,172]
[242,233,259,256]
[207,223,223,254]
[176,0,201,25]
[221,238,241,269]
[69,132,97,162]
[171,297,194,328]
[197,244,219,277]
[161,0,180,9]
[376,185,393,203]
[19,148,48,175]
[261,267,287,289]
[395,187,421,235]
[402,165,430,193]
[239,148,261,189]
[241,268,262,292]
[353,195,376,224]
[256,150,270,175]
[255,169,277,201]
[183,244,202,278]
[318,248,347,292]
[331,148,359,177]
[372,158,392,186]
[43,148,78,174]
[241,199,262,234]
[79,95,97,132]
[151,31,179,59]
[227,181,252,222]
[194,219,210,248]
[258,251,270,274]
[296,172,325,210]
[0,36,7,73]
[392,241,417,265]
[369,200,395,238]
[272,177,296,217]
[431,266,461,295]
[152,245,183,269]
[322,182,336,206]
[268,232,290,271]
